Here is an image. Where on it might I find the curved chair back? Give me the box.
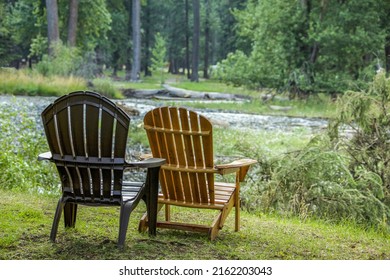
[143,106,216,204]
[41,91,130,203]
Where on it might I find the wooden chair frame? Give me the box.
[39,91,165,248]
[139,106,256,240]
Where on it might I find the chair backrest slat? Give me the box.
[169,107,186,201]
[144,106,215,204]
[41,91,130,202]
[159,107,177,200]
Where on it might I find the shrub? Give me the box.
[36,42,82,77]
[150,33,167,85]
[35,42,100,80]
[240,134,389,232]
[91,78,123,99]
[0,99,59,194]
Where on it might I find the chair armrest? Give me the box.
[125,157,166,169]
[38,151,52,161]
[215,158,257,181]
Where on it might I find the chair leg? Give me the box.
[235,199,240,232]
[145,167,160,236]
[209,215,222,241]
[50,198,65,242]
[118,202,136,248]
[138,211,148,233]
[235,173,241,232]
[138,203,164,233]
[165,205,171,221]
[64,202,77,228]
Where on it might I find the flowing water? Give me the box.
[0,95,329,134]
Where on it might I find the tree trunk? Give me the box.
[45,0,60,55]
[131,0,141,81]
[191,0,200,82]
[385,36,390,73]
[185,0,191,78]
[125,0,132,80]
[143,0,152,76]
[67,0,79,47]
[203,0,210,79]
[309,0,327,64]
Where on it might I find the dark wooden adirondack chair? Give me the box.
[139,106,257,240]
[38,91,165,248]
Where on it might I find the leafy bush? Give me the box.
[240,134,389,232]
[238,73,390,232]
[91,78,123,99]
[150,33,167,85]
[36,42,82,77]
[35,42,100,79]
[0,99,59,194]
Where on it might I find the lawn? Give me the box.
[0,188,389,260]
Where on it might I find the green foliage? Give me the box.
[217,0,385,94]
[240,134,390,232]
[35,42,100,79]
[3,0,44,64]
[329,72,390,210]
[91,78,123,99]
[29,34,48,60]
[0,99,59,194]
[0,2,17,65]
[214,51,253,87]
[150,33,167,85]
[100,0,130,73]
[36,42,82,77]
[238,73,390,232]
[73,0,112,51]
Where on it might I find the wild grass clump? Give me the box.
[91,78,123,99]
[0,68,86,96]
[0,99,59,194]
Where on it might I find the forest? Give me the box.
[1,0,390,260]
[1,0,390,95]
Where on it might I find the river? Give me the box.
[0,95,329,134]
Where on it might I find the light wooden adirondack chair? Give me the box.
[139,106,257,240]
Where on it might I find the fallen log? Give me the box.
[121,88,166,98]
[120,84,252,101]
[163,84,249,100]
[268,105,293,112]
[163,84,205,99]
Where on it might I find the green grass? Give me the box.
[128,123,313,160]
[0,188,389,260]
[99,69,338,119]
[169,94,337,119]
[212,127,313,158]
[0,68,337,119]
[0,68,86,96]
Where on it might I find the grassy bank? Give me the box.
[0,188,389,260]
[0,68,338,119]
[0,68,86,96]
